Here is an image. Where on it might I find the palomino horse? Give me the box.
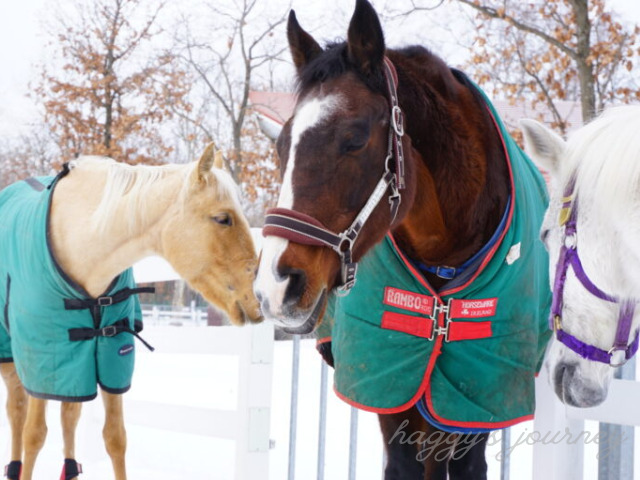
[254,1,551,478]
[0,143,261,480]
[521,106,640,407]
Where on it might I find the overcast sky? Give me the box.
[1,0,639,139]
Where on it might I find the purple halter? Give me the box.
[551,175,639,367]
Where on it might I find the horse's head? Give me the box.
[163,144,262,326]
[254,0,416,333]
[521,115,640,407]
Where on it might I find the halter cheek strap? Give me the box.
[551,175,639,366]
[262,57,406,295]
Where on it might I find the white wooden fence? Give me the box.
[123,322,637,480]
[125,323,274,479]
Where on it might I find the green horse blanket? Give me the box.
[0,173,149,401]
[317,84,551,431]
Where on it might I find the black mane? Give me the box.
[296,41,387,97]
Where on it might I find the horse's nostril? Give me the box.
[554,362,577,401]
[281,267,307,306]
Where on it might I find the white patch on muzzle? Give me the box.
[254,94,340,324]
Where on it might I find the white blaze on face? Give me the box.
[255,94,340,324]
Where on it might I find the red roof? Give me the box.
[249,91,298,126]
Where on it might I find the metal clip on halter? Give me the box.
[608,348,628,368]
[336,236,358,296]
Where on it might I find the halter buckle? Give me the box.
[391,105,404,136]
[553,315,562,332]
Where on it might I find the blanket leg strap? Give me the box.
[4,461,21,480]
[60,458,82,480]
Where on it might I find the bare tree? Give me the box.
[175,0,289,181]
[0,125,56,189]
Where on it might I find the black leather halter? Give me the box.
[263,57,406,295]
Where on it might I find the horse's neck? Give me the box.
[50,164,184,297]
[392,63,509,274]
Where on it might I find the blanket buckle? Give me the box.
[101,325,118,337]
[429,324,450,342]
[97,296,113,307]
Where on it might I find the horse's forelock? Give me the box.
[296,42,386,99]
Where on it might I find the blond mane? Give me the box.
[72,156,241,235]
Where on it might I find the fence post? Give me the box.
[532,368,584,480]
[288,335,301,480]
[598,359,635,480]
[234,322,274,479]
[348,407,358,480]
[500,428,510,480]
[317,359,328,480]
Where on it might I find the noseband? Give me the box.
[551,175,639,366]
[263,57,406,295]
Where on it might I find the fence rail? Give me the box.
[126,323,274,479]
[141,304,208,325]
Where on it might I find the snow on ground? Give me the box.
[0,328,635,479]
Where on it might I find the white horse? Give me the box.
[521,105,640,407]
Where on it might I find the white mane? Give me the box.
[567,105,640,298]
[570,105,640,221]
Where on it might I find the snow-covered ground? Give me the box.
[0,328,634,479]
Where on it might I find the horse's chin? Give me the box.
[552,361,609,408]
[227,300,263,326]
[281,290,328,335]
[238,301,264,325]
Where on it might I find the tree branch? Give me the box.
[454,0,579,60]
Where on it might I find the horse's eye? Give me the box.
[341,122,371,155]
[212,213,233,227]
[341,133,369,154]
[343,139,367,153]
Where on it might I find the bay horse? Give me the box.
[521,106,640,407]
[254,1,551,478]
[0,143,261,480]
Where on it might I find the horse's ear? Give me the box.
[213,149,224,170]
[287,10,322,72]
[347,0,385,76]
[196,142,216,181]
[520,119,566,176]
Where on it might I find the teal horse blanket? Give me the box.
[317,82,551,431]
[0,173,149,401]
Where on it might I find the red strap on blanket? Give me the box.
[381,312,492,341]
[382,312,434,338]
[446,321,492,341]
